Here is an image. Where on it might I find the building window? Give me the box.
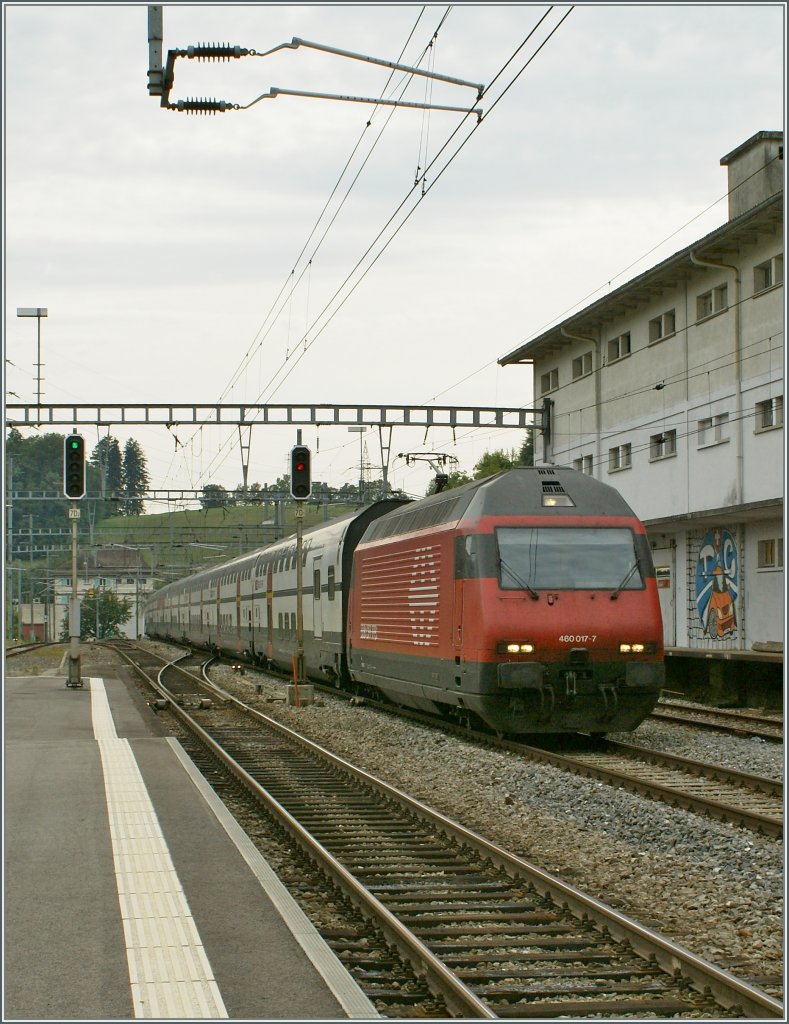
[696,284,728,321]
[540,368,559,395]
[572,351,593,380]
[698,413,729,447]
[753,254,783,294]
[649,309,676,344]
[758,539,783,569]
[573,455,593,475]
[650,429,677,460]
[755,396,783,432]
[607,444,632,472]
[607,332,631,363]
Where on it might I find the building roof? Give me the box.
[498,190,783,366]
[52,545,148,573]
[720,130,783,166]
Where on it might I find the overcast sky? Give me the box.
[4,2,785,503]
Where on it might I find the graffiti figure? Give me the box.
[695,528,738,639]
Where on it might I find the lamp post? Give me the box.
[16,308,48,407]
[347,426,365,503]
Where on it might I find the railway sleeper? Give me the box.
[493,996,712,1018]
[457,966,662,982]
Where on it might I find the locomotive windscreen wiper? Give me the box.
[498,557,539,600]
[610,560,641,600]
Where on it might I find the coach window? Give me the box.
[327,565,336,600]
[313,569,321,598]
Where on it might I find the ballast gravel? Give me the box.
[8,644,782,994]
[206,662,784,995]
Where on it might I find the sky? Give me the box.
[4,2,785,505]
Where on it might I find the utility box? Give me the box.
[286,684,315,707]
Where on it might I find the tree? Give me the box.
[121,438,150,516]
[200,484,229,509]
[59,588,133,640]
[518,432,535,467]
[5,428,102,538]
[432,470,473,493]
[473,448,518,479]
[91,436,123,497]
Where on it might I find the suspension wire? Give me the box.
[253,9,573,401]
[195,8,573,486]
[165,8,435,485]
[213,8,431,403]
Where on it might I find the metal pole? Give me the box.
[295,501,304,701]
[7,458,13,639]
[36,315,42,407]
[29,514,34,641]
[67,506,82,686]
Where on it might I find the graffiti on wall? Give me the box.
[695,528,738,640]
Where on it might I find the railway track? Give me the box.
[274,669,784,840]
[110,641,782,1020]
[521,735,783,838]
[95,642,787,837]
[5,640,64,659]
[651,700,783,742]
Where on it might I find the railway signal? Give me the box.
[290,445,311,500]
[63,434,86,499]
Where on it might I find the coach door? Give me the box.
[266,566,274,659]
[312,555,323,639]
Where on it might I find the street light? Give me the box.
[16,308,47,407]
[347,426,365,503]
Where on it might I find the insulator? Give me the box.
[186,42,247,60]
[176,98,229,115]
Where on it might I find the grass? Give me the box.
[90,501,359,577]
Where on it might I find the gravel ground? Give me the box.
[7,643,783,996]
[205,661,784,994]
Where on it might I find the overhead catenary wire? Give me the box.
[187,8,572,489]
[198,8,574,484]
[210,8,437,400]
[165,7,442,485]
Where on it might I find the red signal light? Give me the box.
[290,446,311,500]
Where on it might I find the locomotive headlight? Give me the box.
[619,642,652,654]
[499,641,535,655]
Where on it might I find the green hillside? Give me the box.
[91,501,359,582]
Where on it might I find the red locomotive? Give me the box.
[347,467,664,733]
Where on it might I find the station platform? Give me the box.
[4,666,380,1021]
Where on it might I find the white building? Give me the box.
[53,546,155,640]
[499,131,784,698]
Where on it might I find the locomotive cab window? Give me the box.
[496,527,644,591]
